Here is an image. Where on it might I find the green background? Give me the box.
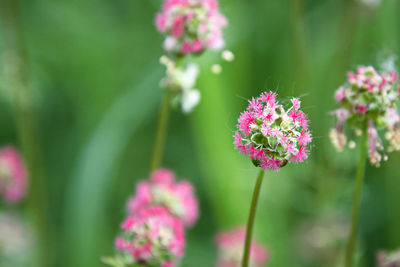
[0,0,399,266]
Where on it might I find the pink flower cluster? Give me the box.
[215,227,269,267]
[330,66,400,167]
[155,0,227,55]
[233,91,312,171]
[128,169,199,227]
[0,146,27,203]
[107,169,199,267]
[115,206,185,267]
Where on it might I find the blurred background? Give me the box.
[0,0,399,266]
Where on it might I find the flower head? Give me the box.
[0,146,27,203]
[377,248,400,267]
[156,0,227,55]
[233,91,312,171]
[113,206,185,267]
[128,169,199,227]
[330,66,400,166]
[215,227,269,267]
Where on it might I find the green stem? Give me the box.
[242,169,265,267]
[0,1,49,267]
[150,92,171,171]
[345,127,368,267]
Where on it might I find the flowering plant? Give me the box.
[330,66,400,166]
[234,91,312,171]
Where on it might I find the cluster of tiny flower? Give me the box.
[330,66,400,167]
[112,206,185,267]
[128,169,199,227]
[233,91,312,171]
[160,56,201,113]
[155,0,227,55]
[215,227,268,267]
[0,146,27,203]
[377,248,400,267]
[104,169,198,267]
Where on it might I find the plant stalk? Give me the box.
[345,127,368,267]
[242,169,265,267]
[150,92,171,171]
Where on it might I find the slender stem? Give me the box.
[345,127,368,267]
[150,92,171,171]
[242,169,265,267]
[0,1,49,267]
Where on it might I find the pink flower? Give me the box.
[215,227,269,267]
[291,98,301,111]
[238,111,255,136]
[171,16,185,38]
[0,146,28,203]
[298,130,312,146]
[335,87,346,102]
[128,169,199,227]
[355,104,367,114]
[155,0,227,54]
[155,14,167,32]
[233,91,312,171]
[181,42,192,54]
[291,145,309,163]
[115,206,185,266]
[191,39,203,53]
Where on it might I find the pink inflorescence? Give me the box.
[104,169,199,266]
[233,91,312,171]
[115,206,185,267]
[0,146,28,203]
[215,227,269,267]
[128,169,199,227]
[330,66,400,167]
[155,0,227,55]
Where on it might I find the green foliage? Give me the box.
[0,0,400,266]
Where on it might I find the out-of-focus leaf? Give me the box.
[64,64,162,267]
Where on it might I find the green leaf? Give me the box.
[65,65,162,267]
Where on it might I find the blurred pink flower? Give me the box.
[233,91,312,171]
[115,206,185,266]
[0,146,27,203]
[330,65,400,166]
[155,0,227,55]
[128,169,199,227]
[215,227,269,267]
